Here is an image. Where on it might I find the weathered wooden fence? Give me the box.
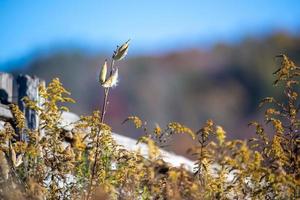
[0,73,43,127]
[0,72,193,169]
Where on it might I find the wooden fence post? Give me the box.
[0,72,13,105]
[17,75,44,135]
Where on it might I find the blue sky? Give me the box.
[0,0,299,65]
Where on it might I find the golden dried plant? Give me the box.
[0,50,299,200]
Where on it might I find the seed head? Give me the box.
[112,40,130,61]
[99,60,108,84]
[101,68,119,88]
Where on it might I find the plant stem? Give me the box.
[86,129,100,200]
[100,59,114,123]
[86,59,115,200]
[100,89,109,123]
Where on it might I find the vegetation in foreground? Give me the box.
[0,41,299,199]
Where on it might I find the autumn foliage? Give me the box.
[0,42,299,199]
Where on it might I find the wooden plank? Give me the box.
[61,111,194,169]
[0,72,13,104]
[17,75,44,138]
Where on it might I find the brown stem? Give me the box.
[100,89,109,123]
[86,59,115,200]
[100,59,114,123]
[86,129,101,200]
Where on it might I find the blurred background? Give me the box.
[1,0,300,156]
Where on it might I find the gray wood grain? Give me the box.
[0,72,13,104]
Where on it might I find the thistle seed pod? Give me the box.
[112,40,130,61]
[99,60,108,84]
[101,68,119,88]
